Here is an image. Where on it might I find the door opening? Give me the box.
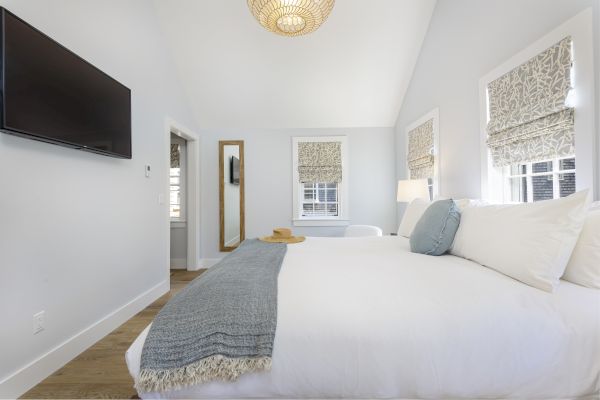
[170,133,187,269]
[166,118,200,272]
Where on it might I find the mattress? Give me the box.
[126,236,600,399]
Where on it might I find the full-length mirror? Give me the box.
[219,140,245,251]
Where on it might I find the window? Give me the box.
[504,157,576,203]
[170,137,186,220]
[405,108,439,199]
[292,136,349,226]
[480,11,595,203]
[301,182,339,217]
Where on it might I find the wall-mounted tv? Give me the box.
[0,8,132,158]
[230,156,240,185]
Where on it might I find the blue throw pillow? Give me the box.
[410,199,461,256]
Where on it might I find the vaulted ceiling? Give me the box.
[154,0,437,129]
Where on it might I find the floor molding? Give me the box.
[194,258,221,269]
[0,279,169,399]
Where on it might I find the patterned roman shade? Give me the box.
[407,118,434,180]
[298,141,342,183]
[170,144,180,168]
[487,37,574,167]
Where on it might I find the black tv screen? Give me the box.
[0,8,132,158]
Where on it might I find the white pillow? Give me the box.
[562,209,600,288]
[451,190,591,292]
[397,198,430,237]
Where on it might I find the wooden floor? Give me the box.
[21,270,205,400]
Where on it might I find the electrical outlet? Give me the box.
[33,311,45,334]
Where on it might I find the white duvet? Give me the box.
[126,236,600,399]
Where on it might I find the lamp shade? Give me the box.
[397,179,430,203]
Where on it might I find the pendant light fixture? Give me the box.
[247,0,335,37]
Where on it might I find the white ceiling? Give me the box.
[154,0,437,129]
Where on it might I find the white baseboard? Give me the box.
[195,258,221,269]
[170,258,187,269]
[0,279,169,399]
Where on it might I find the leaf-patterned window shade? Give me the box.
[298,141,342,183]
[487,37,574,167]
[407,118,434,180]
[171,144,180,168]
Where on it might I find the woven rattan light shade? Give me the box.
[247,0,335,37]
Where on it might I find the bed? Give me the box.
[126,236,600,399]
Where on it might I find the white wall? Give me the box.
[170,226,187,268]
[222,145,241,247]
[395,0,600,223]
[0,0,197,397]
[199,128,397,260]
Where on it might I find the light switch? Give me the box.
[158,193,165,204]
[33,311,44,334]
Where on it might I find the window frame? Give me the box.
[300,182,340,218]
[502,157,577,203]
[292,136,349,227]
[170,136,187,223]
[404,107,440,200]
[478,9,596,203]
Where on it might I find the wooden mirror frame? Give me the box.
[219,140,245,252]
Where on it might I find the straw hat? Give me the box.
[260,228,305,244]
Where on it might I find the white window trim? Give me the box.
[292,136,349,227]
[405,107,440,199]
[478,8,596,203]
[170,136,187,223]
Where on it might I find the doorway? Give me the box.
[166,118,200,271]
[169,134,187,268]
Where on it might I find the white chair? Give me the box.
[344,225,383,237]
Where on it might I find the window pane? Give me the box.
[170,177,180,185]
[314,203,326,215]
[326,189,337,202]
[170,205,180,218]
[559,172,576,197]
[170,167,180,177]
[509,177,527,202]
[302,203,314,216]
[301,182,338,217]
[304,189,315,200]
[532,161,552,173]
[532,175,554,201]
[170,191,180,204]
[559,158,575,171]
[327,204,338,216]
[317,188,326,202]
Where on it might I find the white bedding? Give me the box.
[126,236,600,399]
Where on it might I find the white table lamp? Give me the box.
[397,179,430,203]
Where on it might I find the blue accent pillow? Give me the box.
[410,199,461,256]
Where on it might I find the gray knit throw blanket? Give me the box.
[136,239,287,393]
